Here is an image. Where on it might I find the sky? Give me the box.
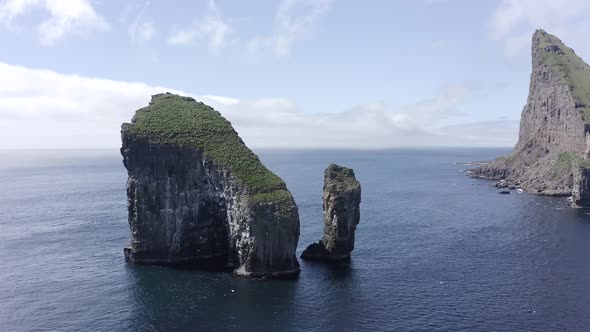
[0,0,590,149]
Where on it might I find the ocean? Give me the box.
[2,148,590,332]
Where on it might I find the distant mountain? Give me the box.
[472,29,590,207]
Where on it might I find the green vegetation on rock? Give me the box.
[124,93,289,203]
[326,164,360,191]
[492,153,515,166]
[553,152,577,174]
[537,30,590,121]
[250,189,296,215]
[553,152,590,174]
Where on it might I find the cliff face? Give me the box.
[472,30,590,205]
[301,164,361,262]
[121,93,300,278]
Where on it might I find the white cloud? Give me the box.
[0,62,182,149]
[397,86,468,129]
[490,0,590,58]
[0,62,514,149]
[126,1,156,44]
[438,119,519,147]
[129,21,155,44]
[247,0,332,59]
[420,0,457,5]
[429,39,455,51]
[0,0,109,45]
[167,0,230,54]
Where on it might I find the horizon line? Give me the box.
[0,146,514,152]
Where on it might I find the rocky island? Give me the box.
[472,29,590,207]
[120,93,300,278]
[301,164,361,262]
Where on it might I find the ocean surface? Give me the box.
[2,148,590,332]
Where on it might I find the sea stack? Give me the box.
[120,93,300,278]
[301,164,361,262]
[472,29,590,207]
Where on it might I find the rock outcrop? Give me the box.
[121,93,300,278]
[301,164,361,262]
[472,29,590,206]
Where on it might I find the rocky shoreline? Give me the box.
[470,30,590,206]
[468,173,568,197]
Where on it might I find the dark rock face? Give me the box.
[572,166,590,207]
[471,29,590,206]
[121,93,300,278]
[301,164,361,262]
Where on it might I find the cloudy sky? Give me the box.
[0,0,589,149]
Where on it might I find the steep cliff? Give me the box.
[301,164,361,262]
[121,93,300,278]
[472,29,590,206]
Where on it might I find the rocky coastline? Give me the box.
[471,30,590,206]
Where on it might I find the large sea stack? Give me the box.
[301,164,361,262]
[120,93,300,278]
[472,29,590,207]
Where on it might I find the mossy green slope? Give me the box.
[325,164,360,191]
[537,30,590,121]
[125,93,292,205]
[553,152,590,171]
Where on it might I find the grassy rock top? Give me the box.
[535,29,590,122]
[325,164,360,192]
[123,93,292,205]
[554,152,590,171]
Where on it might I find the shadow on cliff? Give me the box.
[163,258,234,274]
[300,260,355,281]
[124,264,301,330]
[573,208,590,221]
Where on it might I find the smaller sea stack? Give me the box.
[301,164,361,262]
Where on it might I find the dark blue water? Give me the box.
[2,149,590,332]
